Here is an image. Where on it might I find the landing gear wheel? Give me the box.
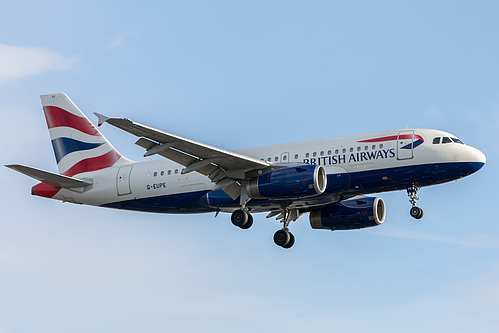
[231,209,248,227]
[274,229,290,247]
[407,185,423,220]
[282,232,295,249]
[240,213,253,229]
[274,229,294,248]
[410,206,424,219]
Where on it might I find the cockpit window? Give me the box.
[433,136,465,145]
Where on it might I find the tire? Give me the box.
[274,229,291,247]
[231,209,248,227]
[282,232,295,249]
[410,207,423,220]
[240,214,253,229]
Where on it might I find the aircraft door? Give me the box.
[280,152,290,163]
[397,131,414,160]
[117,165,133,195]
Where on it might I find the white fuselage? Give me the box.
[49,128,485,214]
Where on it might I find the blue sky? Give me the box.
[1,1,498,332]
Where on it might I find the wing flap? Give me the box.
[6,164,92,188]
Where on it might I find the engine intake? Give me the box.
[310,197,386,231]
[247,165,327,199]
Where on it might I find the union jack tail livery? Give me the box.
[41,93,131,176]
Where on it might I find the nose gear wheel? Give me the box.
[410,206,424,219]
[407,184,424,220]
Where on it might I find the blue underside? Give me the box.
[101,161,484,214]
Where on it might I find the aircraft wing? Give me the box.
[5,164,92,188]
[95,113,269,198]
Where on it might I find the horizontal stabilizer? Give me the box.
[5,164,92,188]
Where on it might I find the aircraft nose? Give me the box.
[469,146,486,163]
[467,146,486,173]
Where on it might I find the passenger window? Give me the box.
[350,148,353,152]
[364,146,368,151]
[335,149,339,154]
[313,152,317,157]
[442,137,452,144]
[153,172,157,177]
[372,145,376,150]
[320,151,324,156]
[433,137,441,144]
[283,155,287,161]
[175,169,179,174]
[294,154,299,159]
[342,148,346,153]
[168,170,171,175]
[380,144,384,149]
[305,153,310,158]
[274,157,278,161]
[267,157,271,162]
[327,150,331,155]
[160,171,164,176]
[357,147,361,152]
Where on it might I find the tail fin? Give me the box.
[41,93,131,176]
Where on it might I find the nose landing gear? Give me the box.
[410,206,424,219]
[407,184,424,219]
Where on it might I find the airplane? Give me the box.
[6,93,486,248]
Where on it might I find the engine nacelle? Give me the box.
[246,165,327,199]
[310,197,386,231]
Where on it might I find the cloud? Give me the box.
[106,32,140,50]
[0,44,77,82]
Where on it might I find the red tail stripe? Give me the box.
[44,106,101,136]
[32,183,61,198]
[359,134,424,143]
[62,150,122,177]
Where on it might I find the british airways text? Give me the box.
[303,148,396,165]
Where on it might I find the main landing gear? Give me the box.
[407,184,424,219]
[274,229,295,249]
[231,209,253,229]
[231,208,300,249]
[270,209,300,249]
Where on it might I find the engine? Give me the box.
[309,196,386,231]
[246,165,327,199]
